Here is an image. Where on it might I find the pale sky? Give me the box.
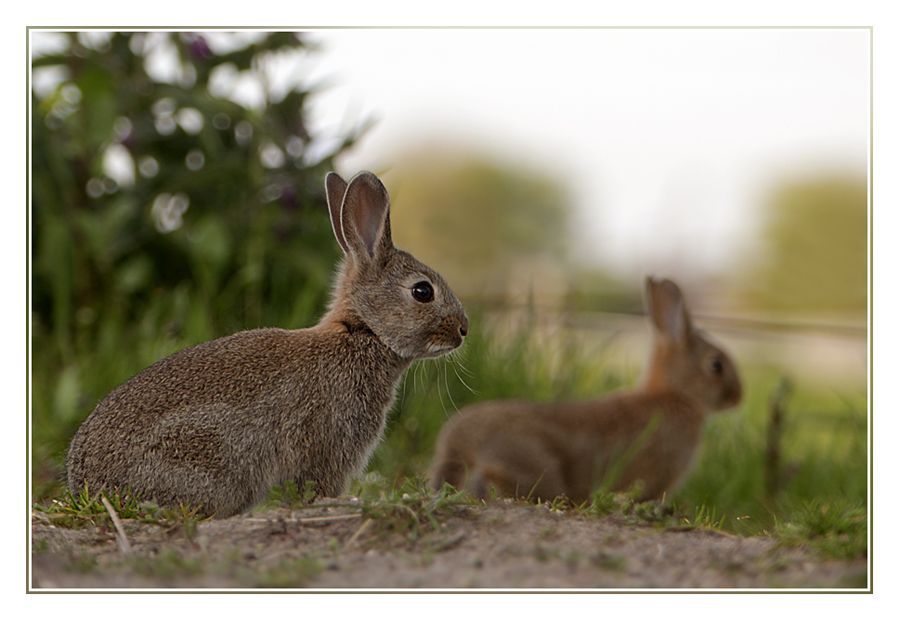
[300,28,869,278]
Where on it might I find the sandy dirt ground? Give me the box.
[30,499,868,590]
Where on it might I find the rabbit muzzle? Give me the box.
[423,313,468,356]
[720,380,742,409]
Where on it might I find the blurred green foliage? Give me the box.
[31,32,363,491]
[386,153,571,298]
[32,32,363,348]
[743,176,867,315]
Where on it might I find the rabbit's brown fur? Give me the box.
[67,171,468,517]
[430,277,741,502]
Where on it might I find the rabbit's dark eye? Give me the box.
[711,358,724,376]
[411,281,434,303]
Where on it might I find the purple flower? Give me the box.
[279,184,299,211]
[186,34,213,61]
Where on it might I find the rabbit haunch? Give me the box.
[430,277,741,503]
[66,171,468,517]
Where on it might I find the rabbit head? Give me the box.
[324,171,468,359]
[642,277,742,412]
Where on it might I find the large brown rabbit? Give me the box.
[67,171,468,517]
[430,277,741,502]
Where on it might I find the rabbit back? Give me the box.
[66,326,405,516]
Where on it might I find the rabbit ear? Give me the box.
[325,172,350,255]
[340,171,394,261]
[645,277,692,344]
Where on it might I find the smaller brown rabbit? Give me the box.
[430,277,742,502]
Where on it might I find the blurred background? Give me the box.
[30,30,868,550]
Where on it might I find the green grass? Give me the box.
[251,556,323,588]
[573,489,725,532]
[131,550,203,580]
[774,499,867,560]
[264,479,319,508]
[350,474,476,544]
[34,483,205,535]
[369,315,867,559]
[31,309,868,561]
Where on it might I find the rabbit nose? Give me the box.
[459,316,469,337]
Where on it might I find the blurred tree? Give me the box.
[742,176,867,316]
[30,32,367,495]
[31,32,365,361]
[385,152,571,300]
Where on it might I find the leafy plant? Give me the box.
[350,474,474,544]
[31,32,365,497]
[774,499,867,560]
[265,479,319,508]
[34,482,205,533]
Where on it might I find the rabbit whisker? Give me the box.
[417,359,429,395]
[449,348,475,378]
[451,356,478,396]
[417,358,428,392]
[431,359,449,419]
[400,361,411,400]
[442,361,459,414]
[409,360,418,395]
